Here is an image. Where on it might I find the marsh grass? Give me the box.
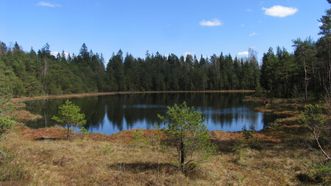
[0,97,330,185]
[0,124,326,185]
[0,147,29,183]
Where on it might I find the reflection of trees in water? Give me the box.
[75,96,106,127]
[209,109,260,130]
[26,93,268,132]
[104,95,165,130]
[101,93,249,130]
[155,93,245,109]
[25,99,66,128]
[26,96,106,128]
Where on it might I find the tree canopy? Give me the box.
[0,42,260,97]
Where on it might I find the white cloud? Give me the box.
[249,32,257,37]
[200,19,223,27]
[263,5,298,18]
[36,1,61,8]
[237,51,249,57]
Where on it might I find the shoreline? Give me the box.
[19,125,279,143]
[12,90,255,102]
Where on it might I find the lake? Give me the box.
[25,93,276,134]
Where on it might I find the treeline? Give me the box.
[1,0,330,99]
[260,1,331,98]
[260,38,330,98]
[0,42,260,97]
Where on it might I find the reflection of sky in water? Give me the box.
[25,93,277,135]
[88,106,161,134]
[88,111,157,134]
[124,104,166,109]
[86,105,264,134]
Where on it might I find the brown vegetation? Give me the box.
[0,122,325,185]
[1,96,330,185]
[12,90,255,102]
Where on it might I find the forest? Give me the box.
[0,42,261,97]
[1,21,330,99]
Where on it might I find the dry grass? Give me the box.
[1,96,329,185]
[0,123,325,186]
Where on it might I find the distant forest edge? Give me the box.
[0,42,261,97]
[12,90,256,102]
[0,2,330,99]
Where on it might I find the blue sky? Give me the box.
[0,0,328,61]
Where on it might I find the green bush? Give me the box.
[80,127,89,135]
[159,102,215,173]
[52,100,86,139]
[0,117,15,134]
[312,161,331,184]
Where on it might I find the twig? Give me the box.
[313,128,331,161]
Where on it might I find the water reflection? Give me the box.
[25,93,276,134]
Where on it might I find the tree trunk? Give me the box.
[67,126,70,140]
[179,139,185,172]
[328,39,331,93]
[303,57,308,102]
[313,128,331,161]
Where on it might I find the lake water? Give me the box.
[25,93,276,134]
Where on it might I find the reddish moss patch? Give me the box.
[20,126,281,145]
[210,131,281,143]
[21,127,68,140]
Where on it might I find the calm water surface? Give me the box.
[25,93,276,134]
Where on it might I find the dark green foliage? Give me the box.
[0,42,261,97]
[0,97,15,134]
[0,43,106,97]
[159,103,215,172]
[0,117,15,134]
[260,47,299,98]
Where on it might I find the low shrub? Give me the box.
[0,116,15,134]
